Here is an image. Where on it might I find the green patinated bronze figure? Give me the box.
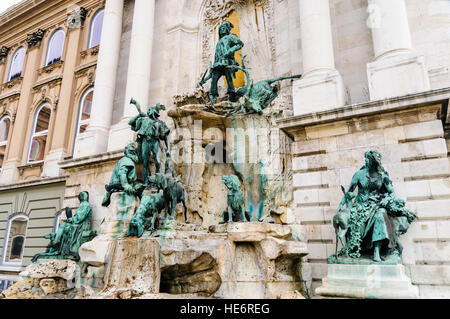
[102,143,145,207]
[329,150,416,264]
[128,98,171,184]
[126,191,165,237]
[229,56,302,115]
[220,175,248,223]
[148,173,188,223]
[32,191,97,262]
[198,21,244,104]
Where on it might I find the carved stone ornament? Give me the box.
[26,29,46,49]
[200,0,276,74]
[0,46,10,63]
[67,7,88,29]
[203,0,247,20]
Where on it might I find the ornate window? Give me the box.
[1,214,28,266]
[0,116,11,169]
[27,103,51,164]
[7,47,25,82]
[45,29,65,66]
[73,87,93,154]
[88,9,104,48]
[77,87,93,135]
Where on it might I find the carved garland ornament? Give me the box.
[201,0,277,75]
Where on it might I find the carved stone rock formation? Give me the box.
[1,260,80,299]
[160,252,221,295]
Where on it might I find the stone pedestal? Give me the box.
[155,222,308,299]
[79,192,139,266]
[292,70,345,115]
[2,260,81,299]
[367,52,430,101]
[315,264,419,299]
[101,237,160,296]
[366,0,430,100]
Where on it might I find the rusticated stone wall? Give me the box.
[280,93,450,298]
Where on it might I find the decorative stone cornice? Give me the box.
[37,60,64,76]
[26,28,46,49]
[67,7,88,29]
[2,76,23,90]
[0,46,10,63]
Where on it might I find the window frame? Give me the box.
[6,47,26,82]
[0,115,11,147]
[88,8,104,49]
[26,102,52,164]
[44,28,65,67]
[0,115,11,170]
[1,213,29,267]
[73,86,94,154]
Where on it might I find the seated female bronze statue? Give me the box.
[332,150,416,263]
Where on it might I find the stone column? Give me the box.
[292,0,345,116]
[366,0,430,100]
[107,0,156,152]
[74,0,124,158]
[42,11,84,177]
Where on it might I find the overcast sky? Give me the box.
[0,0,23,15]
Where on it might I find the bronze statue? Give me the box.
[32,191,96,262]
[148,173,188,223]
[198,21,244,104]
[220,175,248,223]
[126,191,165,237]
[330,150,416,263]
[128,98,171,184]
[230,55,302,115]
[102,143,145,207]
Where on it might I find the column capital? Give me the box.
[66,7,88,29]
[26,29,46,49]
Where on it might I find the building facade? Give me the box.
[0,0,449,298]
[0,0,104,288]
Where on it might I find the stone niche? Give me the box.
[168,94,293,227]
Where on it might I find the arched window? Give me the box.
[45,29,65,66]
[1,214,28,266]
[0,116,11,169]
[88,9,104,49]
[7,47,25,82]
[72,87,93,154]
[27,103,51,163]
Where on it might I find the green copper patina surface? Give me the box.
[220,175,248,223]
[126,191,165,237]
[128,98,171,185]
[32,192,96,262]
[329,150,416,264]
[198,21,244,104]
[148,173,188,223]
[102,143,144,207]
[230,56,302,115]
